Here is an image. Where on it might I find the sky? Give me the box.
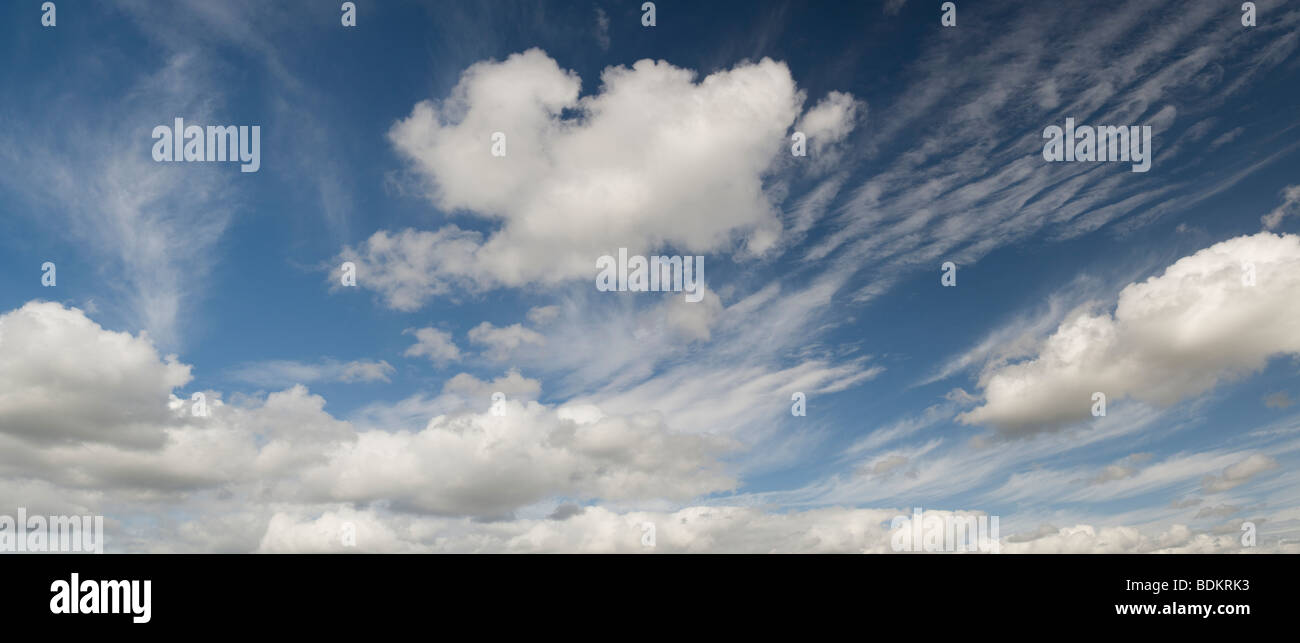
[0,0,1298,553]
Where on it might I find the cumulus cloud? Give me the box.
[343,48,857,308]
[960,232,1300,435]
[266,392,737,520]
[793,91,862,171]
[0,301,734,525]
[337,227,483,312]
[297,400,735,518]
[403,327,462,364]
[257,505,907,553]
[255,505,1298,554]
[0,302,191,449]
[0,301,1279,555]
[468,322,545,361]
[998,523,1288,554]
[41,384,349,497]
[442,369,541,401]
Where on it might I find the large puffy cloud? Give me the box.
[960,232,1300,435]
[7,301,1285,553]
[257,506,914,554]
[297,400,735,518]
[0,301,734,521]
[0,385,342,497]
[998,523,1281,554]
[256,505,1299,554]
[0,304,348,498]
[342,48,856,309]
[0,302,192,448]
[0,302,1286,553]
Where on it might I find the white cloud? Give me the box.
[987,443,1278,507]
[256,505,906,553]
[0,53,236,347]
[1194,504,1241,519]
[1208,126,1244,151]
[339,361,396,383]
[468,322,545,361]
[659,286,724,342]
[403,327,462,364]
[525,305,561,325]
[228,358,395,386]
[344,48,856,307]
[960,232,1300,435]
[0,302,191,449]
[999,523,1284,554]
[0,303,348,496]
[1261,184,1300,230]
[255,504,1298,554]
[337,227,483,312]
[594,6,611,51]
[0,301,735,523]
[1085,453,1152,485]
[804,0,1300,304]
[794,91,862,171]
[1202,454,1278,493]
[0,303,1281,552]
[442,369,541,401]
[921,292,1085,386]
[864,454,910,478]
[297,400,735,518]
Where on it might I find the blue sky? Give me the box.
[0,0,1298,552]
